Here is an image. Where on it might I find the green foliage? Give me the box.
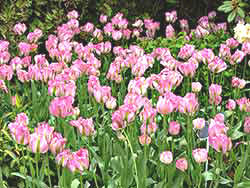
[218,0,250,23]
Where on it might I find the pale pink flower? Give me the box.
[132,19,143,27]
[67,10,79,19]
[193,118,205,129]
[226,99,236,110]
[236,97,250,112]
[0,51,10,64]
[226,38,239,48]
[195,26,209,38]
[157,92,177,115]
[192,148,208,163]
[208,11,216,20]
[0,80,8,93]
[232,76,246,89]
[179,19,189,32]
[176,157,188,172]
[49,132,67,155]
[242,42,250,55]
[29,133,49,153]
[0,64,13,80]
[13,23,27,35]
[208,57,227,73]
[112,30,122,41]
[209,84,222,98]
[230,50,245,65]
[82,22,94,33]
[244,116,250,133]
[219,44,231,61]
[15,113,29,126]
[209,134,232,154]
[178,62,197,77]
[18,42,31,56]
[178,44,195,60]
[0,40,9,52]
[214,113,225,123]
[178,93,199,115]
[160,151,173,164]
[165,10,177,23]
[35,122,54,143]
[70,117,95,136]
[99,14,108,24]
[140,122,158,135]
[8,122,30,145]
[139,134,151,145]
[49,96,76,118]
[165,24,175,38]
[105,96,117,110]
[168,121,181,135]
[74,148,89,170]
[56,149,72,167]
[192,82,202,93]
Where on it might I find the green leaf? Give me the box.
[4,150,16,160]
[231,130,245,140]
[237,181,250,188]
[11,172,26,179]
[202,171,215,181]
[228,11,237,22]
[237,8,245,18]
[71,179,80,188]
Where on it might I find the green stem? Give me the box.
[243,56,247,79]
[46,153,52,188]
[57,165,61,187]
[124,131,139,188]
[35,152,40,183]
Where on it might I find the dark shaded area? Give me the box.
[0,0,226,39]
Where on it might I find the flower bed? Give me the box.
[0,9,249,188]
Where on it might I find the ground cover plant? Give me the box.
[0,7,250,188]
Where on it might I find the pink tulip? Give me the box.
[70,117,95,136]
[139,134,151,145]
[140,122,158,135]
[230,50,245,65]
[35,122,54,143]
[15,113,29,126]
[99,14,108,24]
[193,118,205,129]
[0,40,9,52]
[165,24,175,38]
[0,80,8,93]
[56,149,72,167]
[29,132,49,153]
[157,94,176,115]
[178,44,195,60]
[74,148,89,170]
[49,132,67,155]
[176,157,188,172]
[244,116,250,133]
[192,82,202,93]
[226,38,239,48]
[105,96,117,110]
[226,99,236,110]
[236,97,250,112]
[242,42,250,55]
[13,23,27,35]
[192,148,208,163]
[209,134,232,154]
[214,113,225,123]
[67,10,79,19]
[160,151,173,164]
[168,121,181,136]
[8,122,30,145]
